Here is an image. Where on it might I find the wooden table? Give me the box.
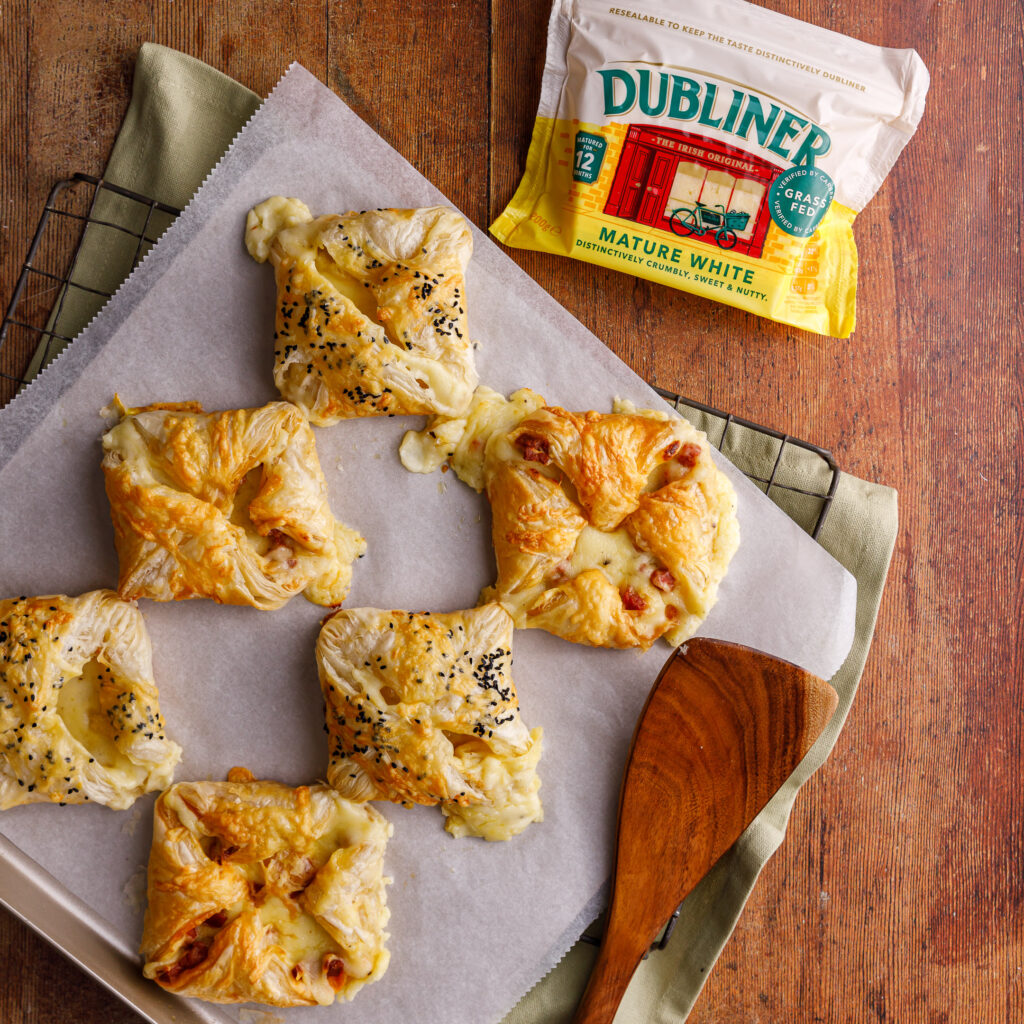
[0,2,1020,1022]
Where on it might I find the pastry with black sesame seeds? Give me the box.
[0,590,181,810]
[316,603,542,841]
[245,197,478,423]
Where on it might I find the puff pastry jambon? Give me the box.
[0,591,181,810]
[102,400,365,609]
[141,768,392,1006]
[317,603,542,841]
[246,196,479,424]
[402,389,740,649]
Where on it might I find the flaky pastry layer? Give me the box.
[101,400,365,609]
[401,388,740,649]
[140,769,391,1006]
[246,197,478,424]
[317,603,542,841]
[0,590,180,810]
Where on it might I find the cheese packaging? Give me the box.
[490,0,929,337]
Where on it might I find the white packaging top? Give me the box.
[545,0,929,210]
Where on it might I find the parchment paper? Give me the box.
[0,65,856,1024]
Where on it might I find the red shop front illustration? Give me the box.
[604,124,784,258]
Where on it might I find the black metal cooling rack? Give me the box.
[0,172,840,956]
[0,173,179,407]
[654,386,839,541]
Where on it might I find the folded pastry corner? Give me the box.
[101,400,365,609]
[402,387,740,649]
[140,769,392,1006]
[0,590,181,810]
[246,196,479,424]
[317,602,543,841]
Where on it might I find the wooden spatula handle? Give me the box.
[572,922,650,1024]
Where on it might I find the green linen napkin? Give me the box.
[25,44,260,374]
[36,44,898,1023]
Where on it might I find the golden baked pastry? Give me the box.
[317,603,542,841]
[140,767,391,1006]
[101,399,365,609]
[0,590,181,810]
[245,196,478,424]
[401,388,740,649]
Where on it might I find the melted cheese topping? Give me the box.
[103,415,178,492]
[570,524,642,580]
[398,414,467,474]
[612,396,665,419]
[261,895,336,962]
[573,525,679,636]
[399,385,545,489]
[441,728,544,841]
[245,197,314,262]
[492,519,671,637]
[55,661,132,772]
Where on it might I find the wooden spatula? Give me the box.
[572,637,839,1024]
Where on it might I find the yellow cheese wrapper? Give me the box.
[491,1,929,339]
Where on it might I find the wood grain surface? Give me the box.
[0,2,1021,1023]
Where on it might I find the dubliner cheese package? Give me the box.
[490,0,929,337]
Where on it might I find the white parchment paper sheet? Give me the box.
[0,65,856,1024]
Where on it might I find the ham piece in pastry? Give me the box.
[401,388,740,649]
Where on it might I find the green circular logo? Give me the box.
[768,166,835,237]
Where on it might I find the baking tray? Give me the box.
[0,170,842,1023]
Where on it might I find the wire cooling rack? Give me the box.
[1,172,840,956]
[0,173,178,407]
[0,173,840,543]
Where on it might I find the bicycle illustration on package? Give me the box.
[668,202,750,250]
